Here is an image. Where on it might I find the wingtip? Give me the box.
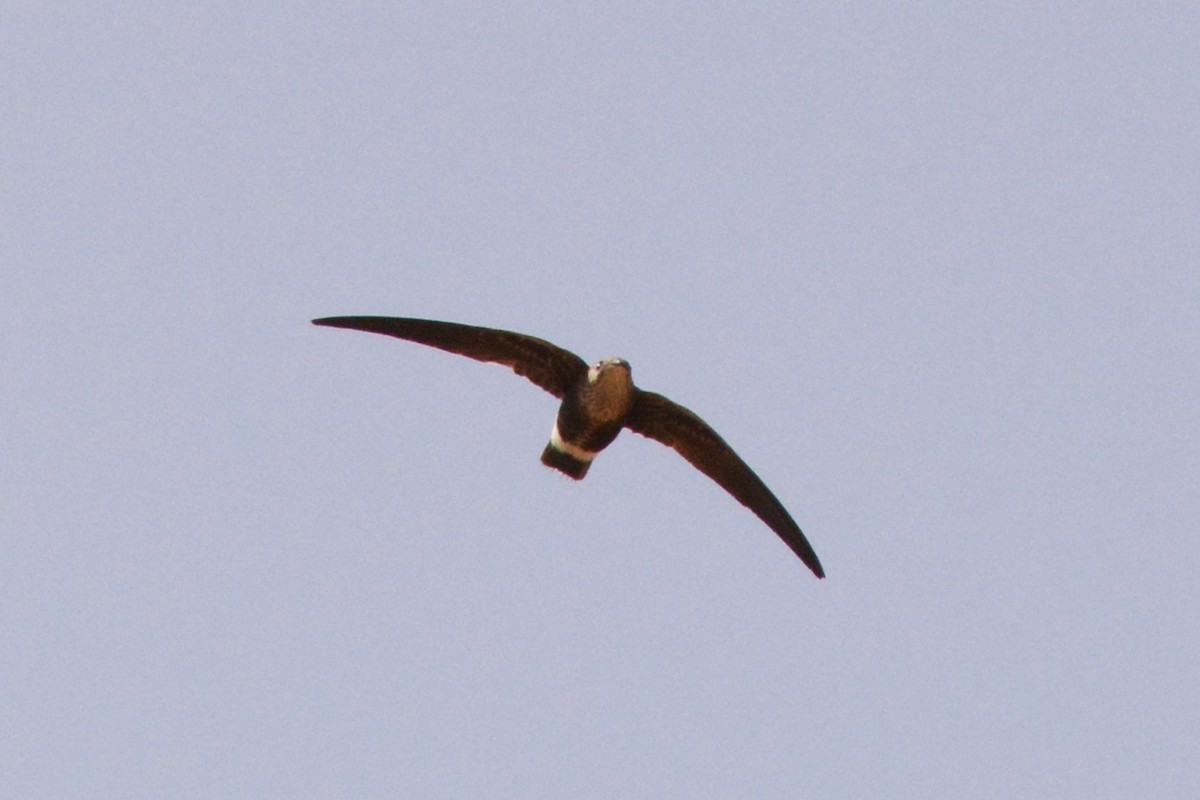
[312,316,360,329]
[792,545,825,579]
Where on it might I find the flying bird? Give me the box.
[313,316,824,579]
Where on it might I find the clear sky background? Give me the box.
[4,4,1197,797]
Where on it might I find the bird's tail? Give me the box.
[540,443,591,480]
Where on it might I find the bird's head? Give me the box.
[585,358,634,420]
[588,357,631,386]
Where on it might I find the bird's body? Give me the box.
[542,358,634,479]
[313,315,825,579]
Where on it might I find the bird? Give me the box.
[312,315,824,579]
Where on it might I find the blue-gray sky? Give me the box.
[4,4,1197,797]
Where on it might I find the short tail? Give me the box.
[541,443,591,480]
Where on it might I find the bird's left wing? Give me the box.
[625,390,824,578]
[312,316,588,398]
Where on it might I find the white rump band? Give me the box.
[550,422,596,462]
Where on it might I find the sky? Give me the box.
[3,3,1198,797]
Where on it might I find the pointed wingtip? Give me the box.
[312,317,362,330]
[790,542,825,579]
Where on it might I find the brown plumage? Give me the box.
[313,315,824,579]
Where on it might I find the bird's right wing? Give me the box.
[312,316,589,398]
[625,390,824,578]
